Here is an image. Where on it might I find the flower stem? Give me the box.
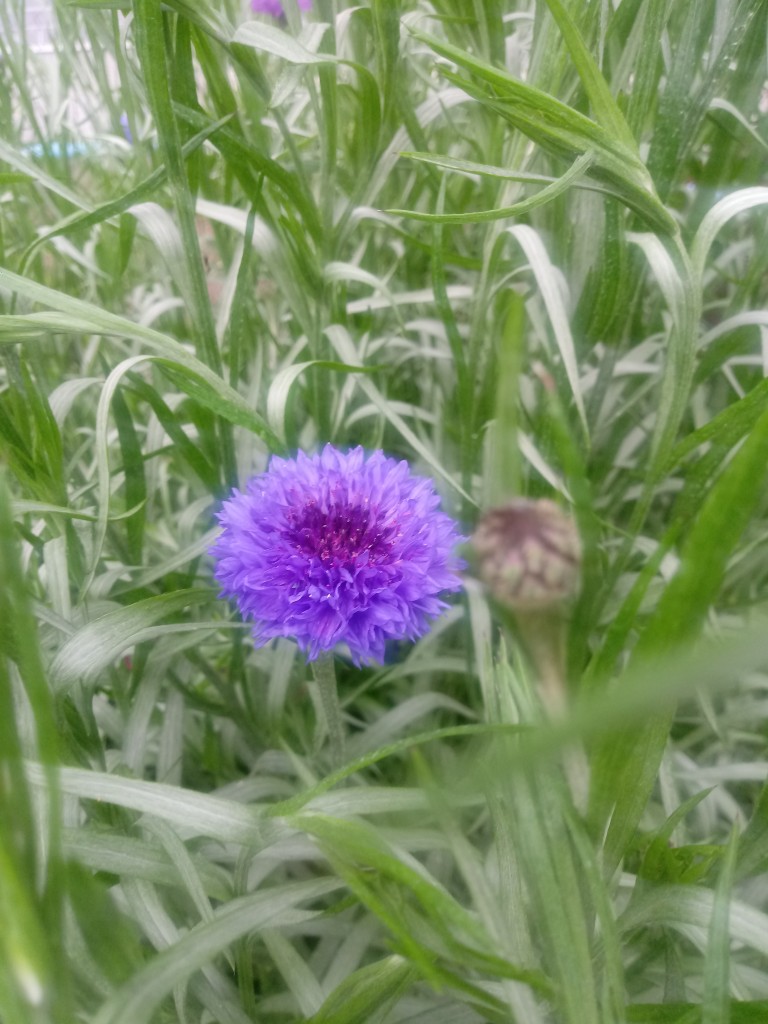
[311,652,345,768]
[515,609,589,812]
[514,609,568,717]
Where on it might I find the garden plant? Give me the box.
[2,1,768,1022]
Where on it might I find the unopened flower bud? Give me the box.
[473,500,586,801]
[472,499,581,613]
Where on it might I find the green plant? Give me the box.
[2,1,768,1022]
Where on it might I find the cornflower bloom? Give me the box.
[211,445,464,664]
[251,0,311,16]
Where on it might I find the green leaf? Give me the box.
[626,1003,768,1023]
[634,789,717,884]
[506,224,589,439]
[18,117,232,274]
[233,21,380,163]
[91,879,345,1024]
[324,325,475,505]
[0,475,66,1016]
[50,589,213,690]
[642,407,768,651]
[266,360,380,443]
[62,828,231,900]
[0,138,92,210]
[542,0,637,149]
[734,781,768,881]
[291,813,551,1003]
[111,387,146,565]
[306,956,418,1024]
[591,403,768,873]
[703,828,739,1024]
[27,762,281,846]
[0,269,282,451]
[389,150,595,223]
[408,25,676,235]
[132,0,221,376]
[691,187,768,283]
[234,21,335,65]
[125,375,218,491]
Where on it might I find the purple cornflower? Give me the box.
[210,445,465,664]
[250,0,311,16]
[119,113,132,144]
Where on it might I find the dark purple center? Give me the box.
[284,501,393,563]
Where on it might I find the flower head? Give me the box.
[211,445,465,663]
[472,499,581,613]
[251,0,311,16]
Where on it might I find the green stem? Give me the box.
[515,609,568,717]
[311,652,345,769]
[515,609,589,811]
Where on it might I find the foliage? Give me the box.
[2,1,768,1022]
